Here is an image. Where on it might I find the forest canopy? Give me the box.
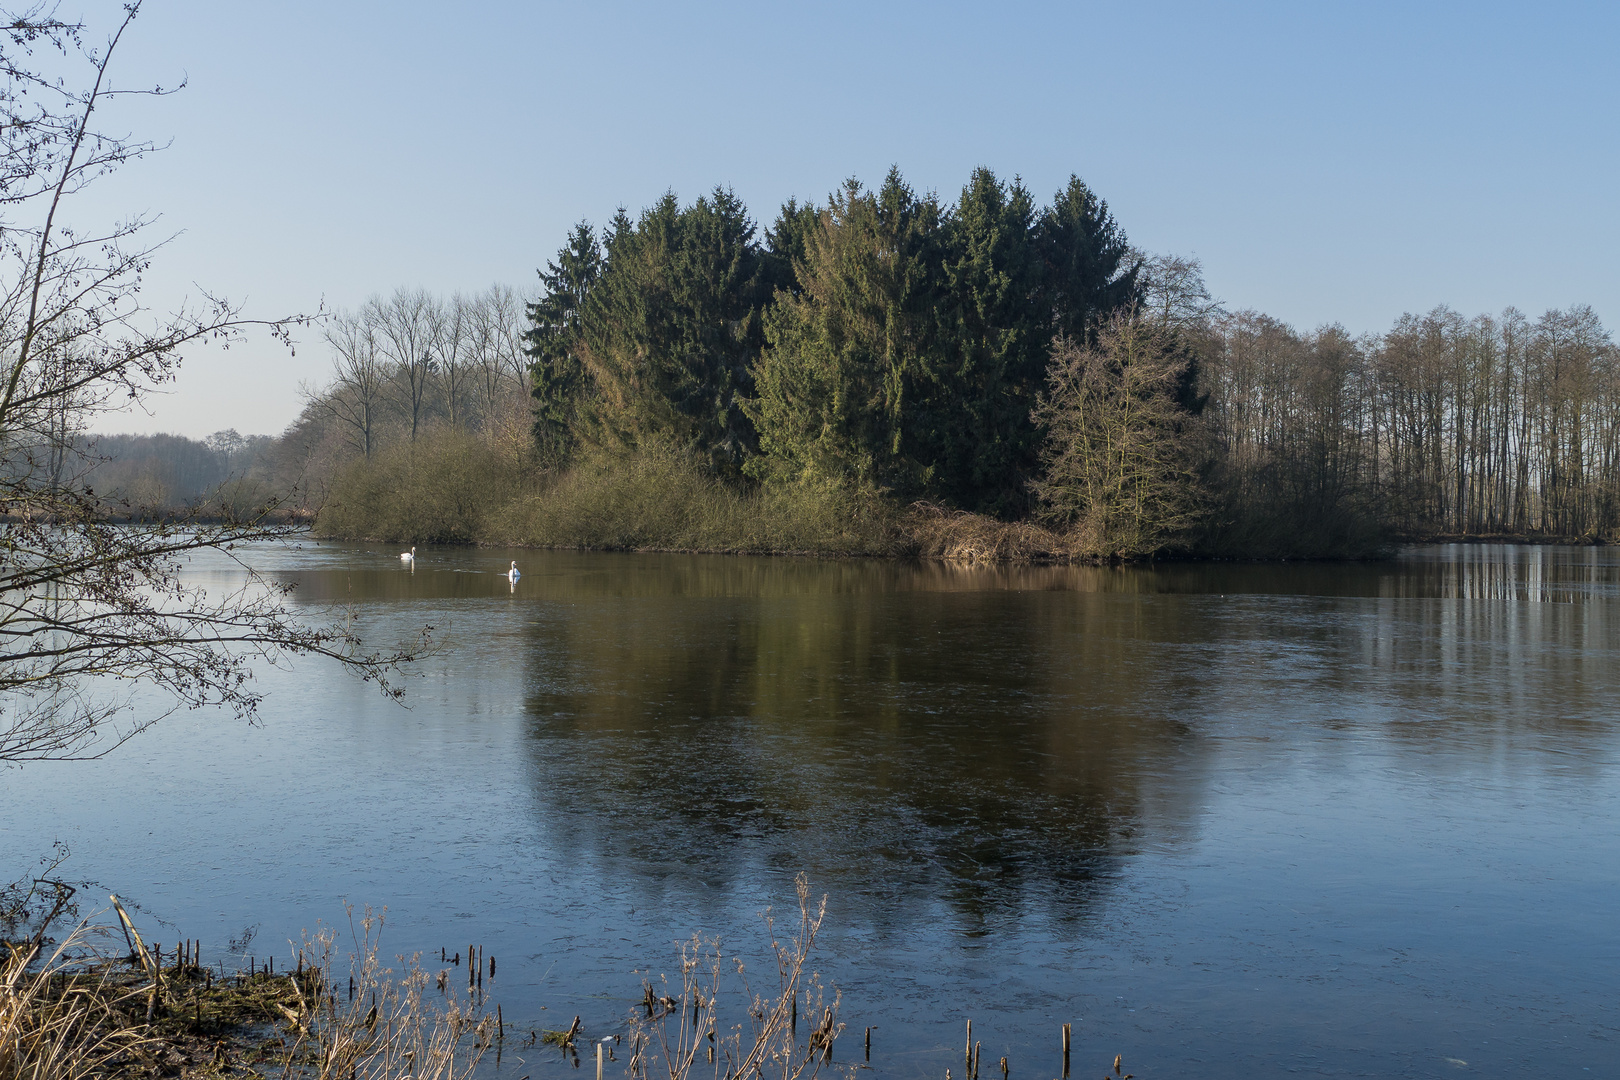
[268,166,1620,559]
[530,168,1137,518]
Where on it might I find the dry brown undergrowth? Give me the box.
[904,503,1082,562]
[6,881,1137,1080]
[1,880,845,1080]
[1,901,489,1080]
[2,919,153,1080]
[625,875,849,1080]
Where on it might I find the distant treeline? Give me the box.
[306,284,532,461]
[290,166,1620,558]
[0,429,284,518]
[183,283,539,525]
[85,431,273,509]
[1203,306,1619,544]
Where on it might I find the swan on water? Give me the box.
[507,560,521,583]
[400,546,416,563]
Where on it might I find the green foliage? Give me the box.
[926,168,1046,514]
[529,169,1142,518]
[746,170,947,498]
[316,168,1417,562]
[1038,176,1140,344]
[316,435,898,555]
[315,431,530,543]
[499,441,901,555]
[747,168,1142,513]
[526,222,604,463]
[763,197,821,294]
[567,189,775,472]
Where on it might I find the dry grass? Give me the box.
[1,920,152,1080]
[273,907,490,1080]
[626,875,849,1080]
[7,882,1140,1080]
[903,503,1085,562]
[314,429,532,544]
[1,899,489,1080]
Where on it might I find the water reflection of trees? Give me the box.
[506,546,1620,933]
[279,540,1620,605]
[514,556,1220,935]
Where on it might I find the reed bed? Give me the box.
[1,899,489,1080]
[1,920,152,1080]
[275,908,491,1080]
[619,878,1132,1080]
[624,875,847,1080]
[5,878,1132,1080]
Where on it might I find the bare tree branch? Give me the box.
[0,2,423,763]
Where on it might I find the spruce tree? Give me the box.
[573,188,772,471]
[1037,175,1140,344]
[525,221,604,462]
[926,168,1045,514]
[534,169,1144,516]
[764,197,821,297]
[746,170,945,497]
[750,168,1140,513]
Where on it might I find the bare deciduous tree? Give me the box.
[433,294,472,432]
[312,306,388,460]
[0,3,421,762]
[375,288,439,442]
[1135,251,1224,332]
[1194,299,1620,545]
[465,283,531,449]
[1031,315,1207,556]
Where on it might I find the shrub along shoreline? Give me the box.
[314,429,1612,561]
[76,170,1620,556]
[310,430,1389,562]
[314,433,935,559]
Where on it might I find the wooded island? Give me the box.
[109,168,1619,560]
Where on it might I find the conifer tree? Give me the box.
[532,169,1144,513]
[763,197,822,296]
[526,222,604,462]
[750,169,1141,511]
[746,170,946,496]
[573,189,772,471]
[1038,176,1140,344]
[926,168,1046,513]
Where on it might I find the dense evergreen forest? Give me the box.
[526,169,1139,516]
[114,167,1620,559]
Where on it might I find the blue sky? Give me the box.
[77,0,1619,437]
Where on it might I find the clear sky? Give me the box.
[73,0,1619,438]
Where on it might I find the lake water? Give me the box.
[3,542,1618,1078]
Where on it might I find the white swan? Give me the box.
[400,546,416,563]
[507,560,521,583]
